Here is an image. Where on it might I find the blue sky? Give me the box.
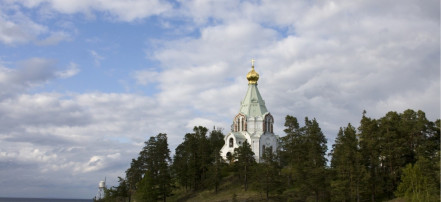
[0,0,439,199]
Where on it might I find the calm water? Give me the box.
[0,198,92,202]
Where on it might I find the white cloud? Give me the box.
[56,62,80,78]
[13,0,172,22]
[0,58,56,98]
[149,0,440,143]
[0,9,47,45]
[35,31,71,46]
[0,4,72,45]
[89,50,104,66]
[132,70,159,85]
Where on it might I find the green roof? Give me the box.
[239,84,268,117]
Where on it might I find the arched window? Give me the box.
[264,114,273,133]
[229,138,234,147]
[234,113,247,132]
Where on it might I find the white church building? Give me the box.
[220,62,278,162]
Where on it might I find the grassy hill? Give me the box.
[167,174,280,202]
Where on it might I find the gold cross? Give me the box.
[251,58,255,67]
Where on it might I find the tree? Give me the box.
[358,111,383,201]
[234,140,256,191]
[171,126,217,191]
[395,157,439,201]
[252,147,282,199]
[136,133,172,201]
[125,158,143,196]
[358,109,440,201]
[303,117,328,202]
[101,177,129,202]
[205,128,226,193]
[330,124,368,202]
[280,115,309,200]
[279,115,329,201]
[135,170,157,202]
[280,115,304,187]
[205,150,225,193]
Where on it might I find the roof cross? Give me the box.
[251,58,255,67]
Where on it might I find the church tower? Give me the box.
[220,60,278,162]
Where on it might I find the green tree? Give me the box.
[395,157,439,201]
[125,158,143,196]
[358,109,439,201]
[136,133,172,201]
[279,115,329,201]
[330,124,368,202]
[280,115,304,186]
[280,115,309,200]
[252,147,282,199]
[234,140,256,191]
[135,170,157,202]
[101,177,129,202]
[171,126,215,191]
[205,128,225,193]
[303,117,328,202]
[358,111,383,201]
[205,150,225,193]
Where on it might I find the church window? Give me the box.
[264,114,273,133]
[229,138,234,147]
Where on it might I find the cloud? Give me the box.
[0,58,56,98]
[56,62,80,78]
[0,91,188,198]
[132,70,159,85]
[13,0,173,22]
[0,8,47,45]
[89,50,104,66]
[0,4,72,45]
[35,31,72,46]
[149,0,440,143]
[0,58,83,99]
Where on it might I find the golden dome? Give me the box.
[246,64,259,84]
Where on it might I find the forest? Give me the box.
[96,109,440,202]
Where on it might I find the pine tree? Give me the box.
[253,147,282,199]
[280,115,309,200]
[205,128,226,193]
[171,126,213,191]
[135,133,172,201]
[125,158,143,195]
[234,140,255,191]
[330,124,367,202]
[303,117,328,202]
[135,170,157,202]
[172,143,191,191]
[206,150,225,193]
[280,115,305,187]
[358,111,382,201]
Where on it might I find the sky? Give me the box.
[0,0,439,199]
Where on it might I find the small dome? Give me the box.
[246,66,259,84]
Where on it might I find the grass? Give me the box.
[167,174,277,202]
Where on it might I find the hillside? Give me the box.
[168,174,280,202]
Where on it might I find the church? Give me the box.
[220,61,278,162]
